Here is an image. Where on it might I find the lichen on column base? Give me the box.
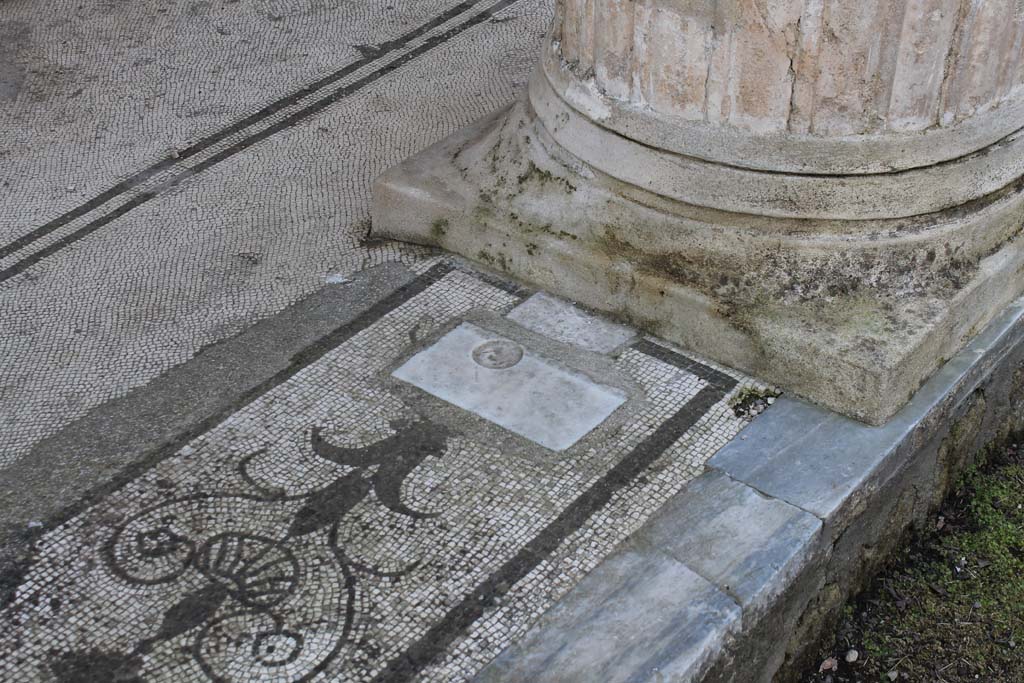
[371,80,1024,424]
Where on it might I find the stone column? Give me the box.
[371,0,1024,424]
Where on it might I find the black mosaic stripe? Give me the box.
[632,338,737,392]
[0,261,454,604]
[370,341,738,682]
[0,264,736,681]
[0,0,524,284]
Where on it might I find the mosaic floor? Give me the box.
[1,0,771,679]
[0,0,549,472]
[0,263,767,682]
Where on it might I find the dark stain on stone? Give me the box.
[0,22,30,103]
[430,218,449,240]
[234,251,261,265]
[49,648,145,683]
[515,161,576,194]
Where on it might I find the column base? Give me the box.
[370,102,1024,425]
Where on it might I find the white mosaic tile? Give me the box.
[0,0,552,471]
[0,265,771,683]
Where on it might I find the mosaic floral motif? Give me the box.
[92,419,451,681]
[0,268,767,683]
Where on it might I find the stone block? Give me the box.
[475,547,741,683]
[393,322,627,450]
[635,470,822,616]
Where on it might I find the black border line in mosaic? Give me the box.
[1,262,739,683]
[0,0,524,284]
[371,341,738,683]
[0,262,455,606]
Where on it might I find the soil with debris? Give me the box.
[802,441,1024,683]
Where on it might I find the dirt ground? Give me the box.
[802,441,1024,683]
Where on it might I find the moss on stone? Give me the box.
[805,442,1024,682]
[515,161,576,194]
[430,218,449,239]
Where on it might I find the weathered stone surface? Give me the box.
[475,547,742,683]
[635,469,822,616]
[392,321,628,450]
[506,292,637,354]
[554,0,1024,171]
[372,0,1024,424]
[371,96,1024,423]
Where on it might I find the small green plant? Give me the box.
[430,218,449,239]
[729,386,780,419]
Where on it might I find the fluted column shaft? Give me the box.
[555,0,1024,170]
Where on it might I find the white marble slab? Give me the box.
[506,292,636,354]
[393,322,627,450]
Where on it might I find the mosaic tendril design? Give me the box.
[88,418,450,682]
